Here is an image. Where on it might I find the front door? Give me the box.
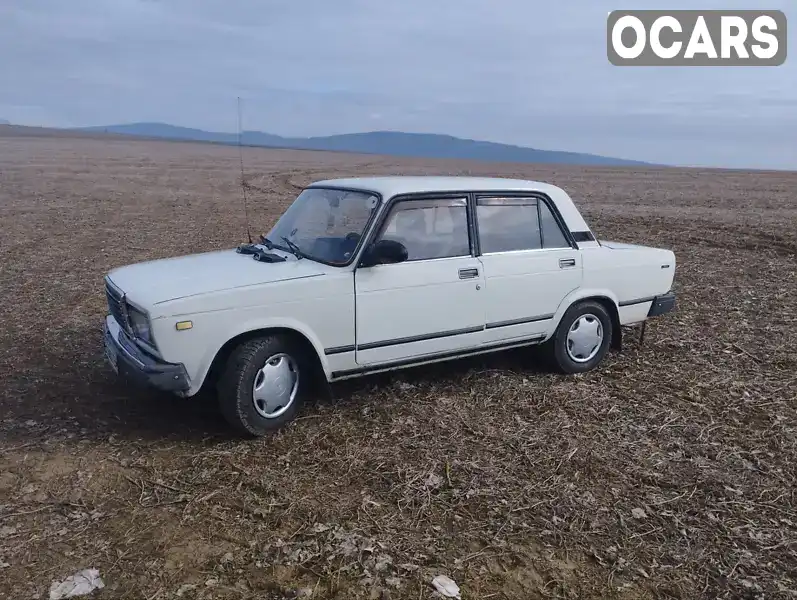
[473,194,583,344]
[354,196,485,365]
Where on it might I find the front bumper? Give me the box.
[647,291,676,317]
[103,315,190,393]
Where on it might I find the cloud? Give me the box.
[0,0,795,169]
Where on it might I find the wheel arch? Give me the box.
[590,296,622,351]
[550,289,622,351]
[199,326,327,395]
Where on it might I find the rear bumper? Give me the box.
[647,291,676,317]
[103,315,190,393]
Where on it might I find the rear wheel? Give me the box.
[217,334,308,437]
[547,300,612,374]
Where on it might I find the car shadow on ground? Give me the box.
[2,322,560,445]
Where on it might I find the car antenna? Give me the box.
[237,96,253,244]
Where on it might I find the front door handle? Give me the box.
[559,258,576,268]
[459,267,479,279]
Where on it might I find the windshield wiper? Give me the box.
[259,235,275,250]
[280,236,305,260]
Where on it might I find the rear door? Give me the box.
[474,194,582,344]
[354,196,486,365]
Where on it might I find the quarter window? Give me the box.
[378,198,470,261]
[538,199,571,249]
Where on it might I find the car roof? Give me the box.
[307,176,564,199]
[305,175,592,235]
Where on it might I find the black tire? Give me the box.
[217,334,309,437]
[547,300,613,374]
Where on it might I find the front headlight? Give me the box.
[127,305,153,345]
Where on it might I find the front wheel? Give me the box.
[547,300,613,374]
[217,334,307,437]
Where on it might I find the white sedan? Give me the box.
[102,176,676,436]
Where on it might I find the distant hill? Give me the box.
[73,122,655,167]
[0,119,9,125]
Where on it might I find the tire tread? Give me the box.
[217,334,302,437]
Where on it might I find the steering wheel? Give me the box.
[339,232,361,260]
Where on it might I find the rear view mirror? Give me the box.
[360,239,408,267]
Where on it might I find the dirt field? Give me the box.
[1,130,795,600]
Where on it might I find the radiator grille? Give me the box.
[105,280,128,329]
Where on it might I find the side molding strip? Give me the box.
[356,325,484,351]
[486,314,553,329]
[326,314,553,355]
[331,334,546,379]
[324,345,356,355]
[618,296,656,307]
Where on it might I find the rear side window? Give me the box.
[539,200,571,249]
[476,197,541,253]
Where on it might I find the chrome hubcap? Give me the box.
[252,353,299,419]
[566,314,603,363]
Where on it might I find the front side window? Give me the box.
[265,187,380,265]
[378,198,470,261]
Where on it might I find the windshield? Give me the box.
[265,187,380,265]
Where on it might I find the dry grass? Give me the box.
[1,131,796,600]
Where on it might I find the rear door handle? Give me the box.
[559,258,576,268]
[459,267,479,279]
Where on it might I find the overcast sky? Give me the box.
[1,0,795,169]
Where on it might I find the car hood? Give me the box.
[107,248,328,307]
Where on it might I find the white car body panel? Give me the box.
[108,249,332,314]
[354,256,485,365]
[108,254,358,394]
[478,248,583,344]
[580,242,675,325]
[101,176,676,398]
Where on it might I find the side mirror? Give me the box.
[360,239,408,267]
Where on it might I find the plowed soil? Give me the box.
[1,130,795,600]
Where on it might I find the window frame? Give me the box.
[295,184,384,267]
[471,192,578,256]
[354,189,579,269]
[366,194,475,264]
